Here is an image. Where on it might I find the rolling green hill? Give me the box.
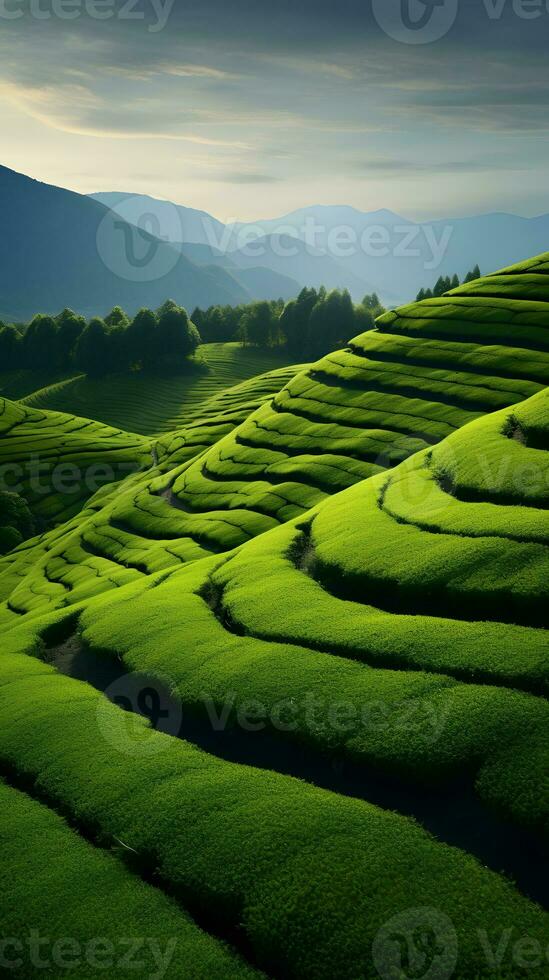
[2,343,299,435]
[0,397,149,529]
[0,254,548,977]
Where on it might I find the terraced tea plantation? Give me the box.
[1,255,548,978]
[2,343,298,435]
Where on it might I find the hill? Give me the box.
[0,397,149,531]
[91,189,549,305]
[226,232,372,297]
[1,253,548,614]
[91,191,302,301]
[228,205,549,304]
[90,191,227,247]
[0,253,547,977]
[91,191,364,298]
[6,343,300,435]
[0,166,250,321]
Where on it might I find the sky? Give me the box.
[1,0,549,222]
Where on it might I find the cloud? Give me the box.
[0,79,252,145]
[162,63,238,80]
[205,172,282,183]
[353,158,529,177]
[0,0,548,217]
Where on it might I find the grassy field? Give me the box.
[0,256,548,977]
[4,343,300,435]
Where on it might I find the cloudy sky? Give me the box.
[1,0,549,220]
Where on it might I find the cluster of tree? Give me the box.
[280,289,386,359]
[0,490,34,555]
[192,289,386,360]
[0,287,388,377]
[191,300,284,345]
[416,266,481,302]
[0,308,86,372]
[0,302,201,378]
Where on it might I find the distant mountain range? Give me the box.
[91,191,549,307]
[91,191,368,298]
[2,165,549,323]
[0,168,300,322]
[227,206,549,303]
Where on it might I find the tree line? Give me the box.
[193,288,385,360]
[0,287,387,379]
[416,265,481,301]
[0,301,200,378]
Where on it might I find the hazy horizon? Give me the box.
[5,161,549,227]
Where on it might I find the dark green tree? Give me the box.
[74,318,111,378]
[55,309,85,369]
[239,301,278,348]
[307,289,355,359]
[202,306,228,343]
[23,315,58,369]
[108,324,130,373]
[280,287,319,358]
[463,264,481,283]
[0,490,34,555]
[361,292,385,317]
[0,323,21,369]
[104,306,130,329]
[154,301,200,370]
[354,304,376,334]
[126,308,157,371]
